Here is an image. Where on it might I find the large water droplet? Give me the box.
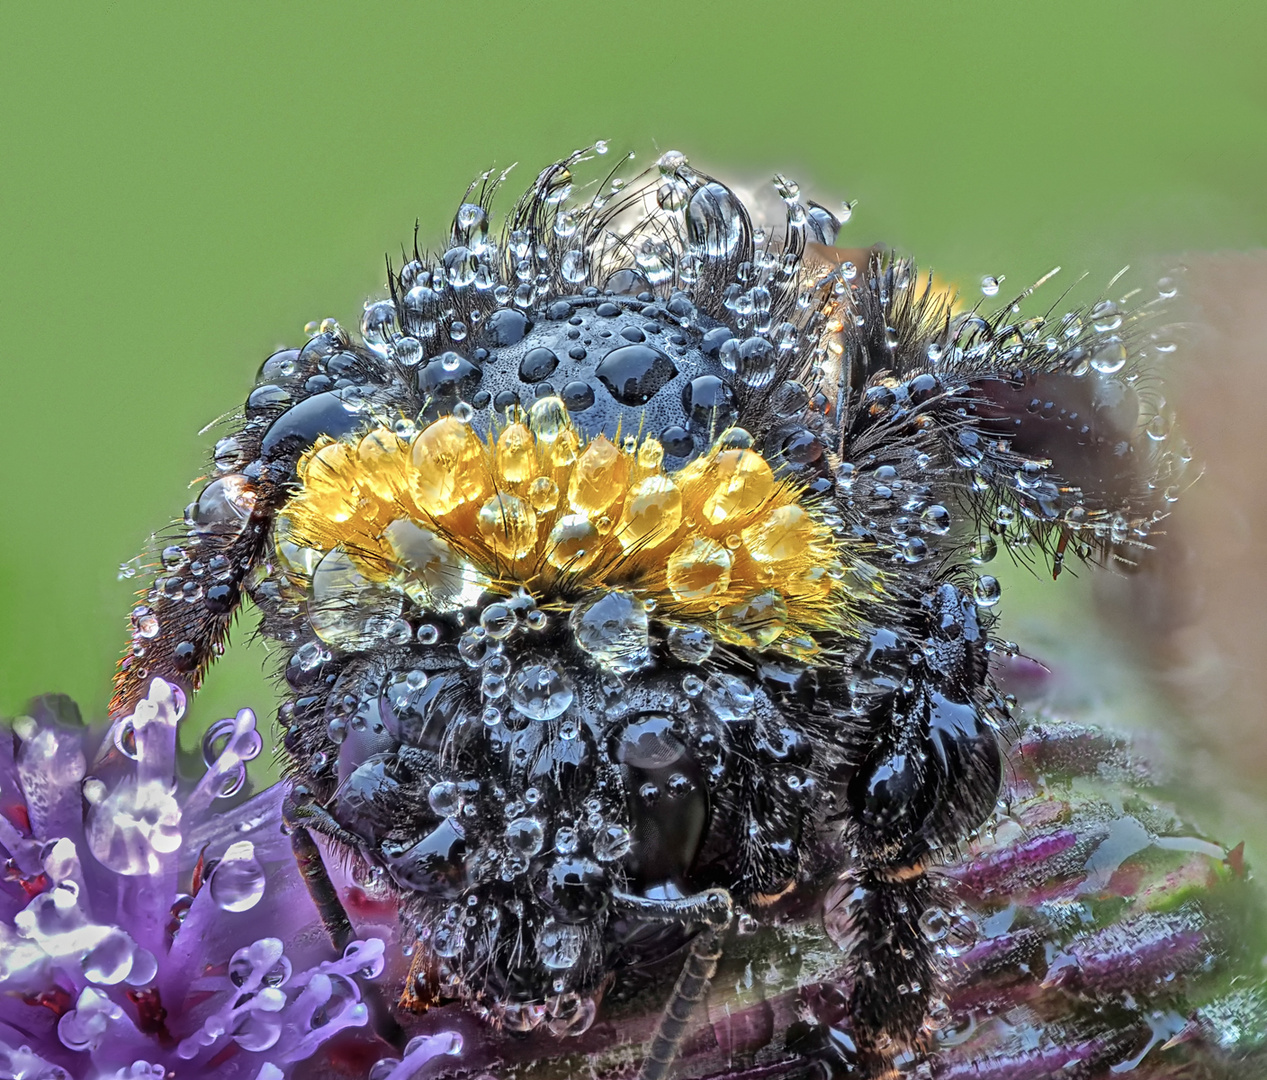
[209,840,266,912]
[561,249,589,284]
[309,547,405,648]
[536,919,584,970]
[570,591,651,675]
[665,625,714,664]
[509,661,574,721]
[185,475,255,536]
[87,778,182,876]
[703,672,755,724]
[973,575,1002,607]
[428,781,460,817]
[81,929,141,985]
[384,520,486,612]
[1090,336,1128,374]
[594,344,678,406]
[506,817,545,857]
[686,182,743,258]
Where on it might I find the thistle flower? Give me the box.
[0,678,460,1080]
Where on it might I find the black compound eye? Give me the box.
[381,819,467,897]
[260,388,373,462]
[614,714,709,890]
[615,714,686,770]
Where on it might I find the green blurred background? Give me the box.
[2,2,1264,789]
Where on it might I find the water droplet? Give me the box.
[741,504,816,564]
[509,661,574,721]
[921,505,952,535]
[686,181,743,257]
[506,817,545,857]
[702,449,775,524]
[209,840,266,912]
[520,347,560,384]
[428,781,461,817]
[361,300,398,356]
[918,906,950,941]
[593,823,632,862]
[666,537,732,599]
[594,343,678,406]
[806,204,841,245]
[1090,335,1128,374]
[536,919,584,970]
[384,521,481,613]
[528,395,571,442]
[973,575,1001,607]
[80,929,142,985]
[477,493,538,560]
[431,923,465,958]
[656,177,690,211]
[567,435,628,515]
[703,672,755,724]
[570,591,651,674]
[716,590,788,649]
[410,417,487,515]
[981,275,1001,297]
[616,475,683,551]
[667,625,714,665]
[186,475,255,536]
[546,514,601,573]
[969,533,998,564]
[549,247,586,288]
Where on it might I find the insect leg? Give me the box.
[112,498,276,718]
[611,888,734,1080]
[282,790,360,952]
[283,790,408,1050]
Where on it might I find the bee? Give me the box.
[112,145,1182,1078]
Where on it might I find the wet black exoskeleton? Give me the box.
[113,147,1182,1077]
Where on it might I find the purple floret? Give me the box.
[0,679,460,1080]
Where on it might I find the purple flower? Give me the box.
[0,679,460,1080]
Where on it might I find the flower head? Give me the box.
[0,679,462,1080]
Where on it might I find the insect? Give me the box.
[111,145,1182,1078]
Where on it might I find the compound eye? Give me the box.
[615,713,687,770]
[381,819,467,897]
[614,714,709,890]
[260,388,371,463]
[539,857,609,923]
[335,759,405,841]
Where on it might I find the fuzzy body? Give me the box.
[113,148,1180,1067]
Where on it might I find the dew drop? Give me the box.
[509,661,574,721]
[570,590,651,675]
[209,841,266,912]
[973,575,1002,607]
[686,182,743,258]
